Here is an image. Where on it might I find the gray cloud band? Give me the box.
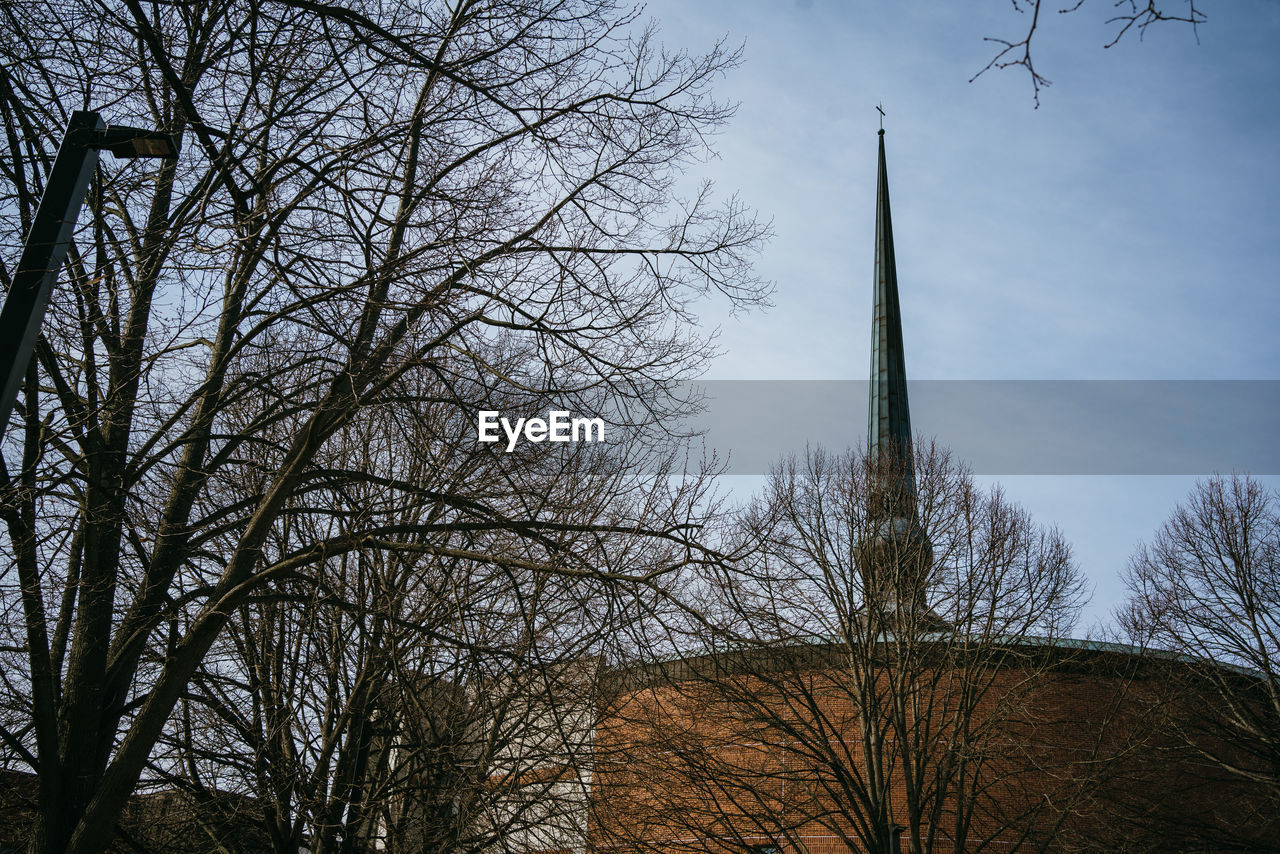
[670,381,1280,475]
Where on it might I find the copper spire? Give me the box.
[868,128,916,513]
[859,127,935,617]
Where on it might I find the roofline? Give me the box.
[600,631,1262,694]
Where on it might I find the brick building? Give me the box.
[583,639,1279,852]
[538,131,1278,853]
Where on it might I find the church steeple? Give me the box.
[868,128,916,514]
[859,127,934,616]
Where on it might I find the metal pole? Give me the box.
[0,110,104,431]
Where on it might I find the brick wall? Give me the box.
[584,642,1279,853]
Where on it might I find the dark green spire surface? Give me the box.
[868,129,916,508]
[859,128,938,621]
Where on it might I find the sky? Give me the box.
[639,0,1280,632]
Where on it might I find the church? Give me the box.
[490,130,1280,854]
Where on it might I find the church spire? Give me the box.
[858,126,935,618]
[868,128,916,511]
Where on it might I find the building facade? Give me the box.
[555,131,1277,853]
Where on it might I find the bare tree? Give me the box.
[976,0,1208,106]
[0,1,768,851]
[153,377,713,853]
[1120,474,1280,838]
[593,443,1088,854]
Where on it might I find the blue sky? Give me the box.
[642,0,1280,630]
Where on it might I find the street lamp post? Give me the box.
[0,109,179,431]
